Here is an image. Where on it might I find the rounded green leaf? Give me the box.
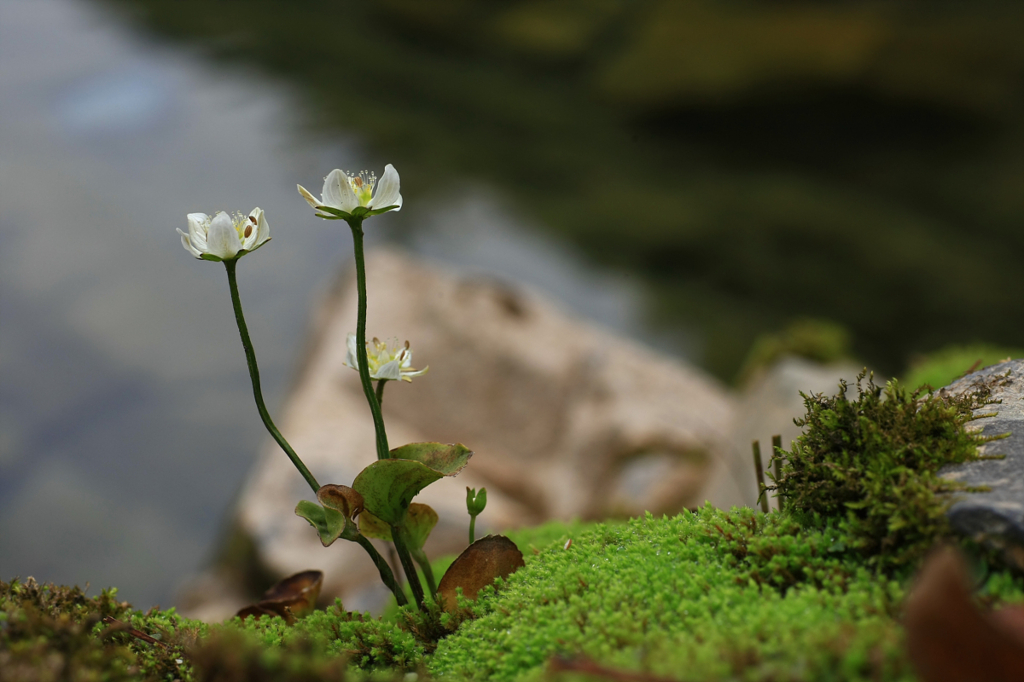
[353,442,472,525]
[360,502,438,551]
[404,503,439,551]
[295,500,355,547]
[358,509,393,541]
[389,442,473,474]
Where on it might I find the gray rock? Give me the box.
[939,359,1024,570]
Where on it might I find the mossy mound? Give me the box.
[771,371,1010,573]
[431,509,1022,682]
[0,578,205,681]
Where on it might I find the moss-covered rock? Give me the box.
[771,371,1002,572]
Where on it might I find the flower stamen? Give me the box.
[348,171,377,205]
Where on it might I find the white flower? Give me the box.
[178,209,270,261]
[297,165,402,220]
[344,333,427,382]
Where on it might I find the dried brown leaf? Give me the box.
[904,546,1024,682]
[437,535,524,612]
[236,569,323,624]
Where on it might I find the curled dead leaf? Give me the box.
[317,484,364,519]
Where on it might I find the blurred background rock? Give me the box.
[3,0,1023,612]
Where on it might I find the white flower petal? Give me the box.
[297,184,321,209]
[252,208,271,247]
[186,213,209,250]
[375,359,403,381]
[401,365,428,381]
[239,208,263,250]
[369,164,402,211]
[344,332,360,369]
[177,229,202,258]
[206,212,242,260]
[322,169,358,213]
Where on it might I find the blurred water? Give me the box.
[0,0,652,608]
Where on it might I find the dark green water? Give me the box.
[97,0,1024,380]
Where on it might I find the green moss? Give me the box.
[430,509,1022,682]
[0,577,206,682]
[771,371,997,572]
[6,507,1022,682]
[224,603,423,672]
[6,379,1022,682]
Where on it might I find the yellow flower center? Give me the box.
[348,171,377,206]
[367,337,410,371]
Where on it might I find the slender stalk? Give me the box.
[375,379,387,408]
[411,548,437,596]
[469,515,477,545]
[771,434,784,512]
[353,534,408,607]
[391,528,425,609]
[387,545,402,587]
[347,219,389,460]
[751,440,769,514]
[225,260,319,493]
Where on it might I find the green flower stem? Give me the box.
[224,259,319,493]
[391,528,426,609]
[347,219,389,460]
[469,515,477,545]
[354,533,408,607]
[375,379,387,408]
[388,545,402,587]
[411,547,437,596]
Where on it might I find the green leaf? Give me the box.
[358,502,437,550]
[358,508,393,541]
[314,205,352,220]
[353,442,472,525]
[389,442,473,473]
[365,205,399,217]
[404,503,439,551]
[294,500,353,547]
